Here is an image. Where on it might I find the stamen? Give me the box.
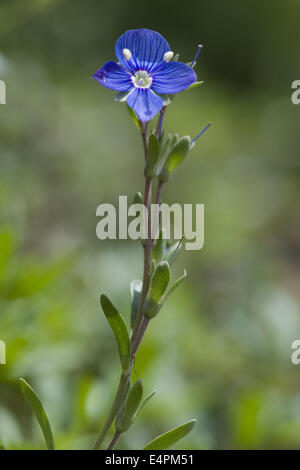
[191,44,203,68]
[192,122,212,143]
[163,51,174,63]
[122,48,132,61]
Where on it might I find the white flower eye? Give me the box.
[132,70,153,89]
[163,51,174,63]
[122,48,132,61]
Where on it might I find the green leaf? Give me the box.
[133,192,143,205]
[19,378,55,450]
[116,378,131,422]
[116,380,143,433]
[135,390,156,418]
[151,259,156,274]
[188,80,204,89]
[100,294,131,372]
[0,443,5,450]
[144,261,171,318]
[130,280,142,329]
[165,269,187,300]
[165,239,183,265]
[144,132,160,178]
[159,136,191,182]
[143,419,196,450]
[127,105,140,130]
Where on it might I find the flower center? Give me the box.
[132,70,152,89]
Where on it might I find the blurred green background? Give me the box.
[0,0,300,450]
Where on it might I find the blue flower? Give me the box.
[93,29,197,122]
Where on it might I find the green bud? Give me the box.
[158,136,191,183]
[152,229,166,264]
[144,261,171,318]
[130,280,142,329]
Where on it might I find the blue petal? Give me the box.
[115,29,171,74]
[127,88,163,122]
[151,62,197,94]
[93,61,132,91]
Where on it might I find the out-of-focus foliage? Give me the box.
[0,0,300,450]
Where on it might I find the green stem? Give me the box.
[107,316,150,450]
[92,372,127,450]
[108,183,164,452]
[93,121,165,451]
[107,431,121,450]
[92,125,151,450]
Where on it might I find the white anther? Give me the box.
[122,48,132,61]
[163,51,174,63]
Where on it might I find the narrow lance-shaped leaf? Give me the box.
[135,390,156,419]
[130,280,142,329]
[187,80,204,89]
[165,269,187,300]
[165,239,183,265]
[143,419,196,450]
[100,294,131,372]
[19,378,55,450]
[116,380,143,433]
[127,105,140,130]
